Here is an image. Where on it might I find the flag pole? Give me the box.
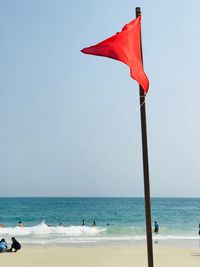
[135,7,154,267]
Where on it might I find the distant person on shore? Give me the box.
[154,221,159,233]
[198,223,200,235]
[92,221,96,227]
[18,221,24,227]
[0,239,8,252]
[7,237,21,252]
[82,220,85,226]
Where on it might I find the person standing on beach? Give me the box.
[154,221,159,233]
[92,221,96,226]
[198,223,200,235]
[8,237,21,252]
[82,220,85,226]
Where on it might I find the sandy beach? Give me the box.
[1,243,200,267]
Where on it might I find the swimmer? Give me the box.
[18,221,24,227]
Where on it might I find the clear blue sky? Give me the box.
[1,0,200,197]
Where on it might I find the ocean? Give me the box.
[0,197,200,245]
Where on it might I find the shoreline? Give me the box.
[5,237,200,248]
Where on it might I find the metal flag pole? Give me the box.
[135,7,154,267]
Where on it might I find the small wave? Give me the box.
[153,235,200,241]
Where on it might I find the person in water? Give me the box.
[82,219,85,226]
[0,239,7,252]
[92,221,96,226]
[154,221,159,233]
[18,221,24,227]
[198,223,200,235]
[8,237,21,252]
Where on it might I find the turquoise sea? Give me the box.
[0,198,200,245]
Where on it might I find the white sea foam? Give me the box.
[0,222,106,237]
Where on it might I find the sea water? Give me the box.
[0,197,200,245]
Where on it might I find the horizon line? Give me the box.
[0,196,200,198]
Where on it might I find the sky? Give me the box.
[1,0,200,197]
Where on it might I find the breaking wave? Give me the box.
[0,222,199,245]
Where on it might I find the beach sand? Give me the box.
[1,243,200,267]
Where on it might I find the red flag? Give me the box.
[81,16,149,93]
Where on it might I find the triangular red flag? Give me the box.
[81,16,149,93]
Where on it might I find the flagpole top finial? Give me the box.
[135,7,141,17]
